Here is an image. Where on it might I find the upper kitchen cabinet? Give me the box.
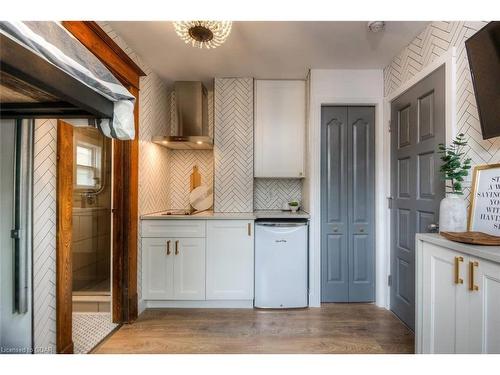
[254,80,306,178]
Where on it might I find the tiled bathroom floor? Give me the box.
[72,312,118,354]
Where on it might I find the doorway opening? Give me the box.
[70,125,117,353]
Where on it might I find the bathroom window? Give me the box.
[75,142,101,189]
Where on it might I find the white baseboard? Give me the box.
[138,298,146,315]
[145,300,254,309]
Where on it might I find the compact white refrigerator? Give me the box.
[254,220,308,308]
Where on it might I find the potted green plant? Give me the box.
[288,200,300,213]
[437,133,472,232]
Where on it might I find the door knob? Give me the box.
[333,226,338,232]
[359,228,365,233]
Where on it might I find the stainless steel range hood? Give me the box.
[153,81,213,150]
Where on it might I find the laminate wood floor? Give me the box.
[93,303,414,354]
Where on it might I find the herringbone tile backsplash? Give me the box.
[214,78,255,212]
[170,150,214,209]
[33,118,57,353]
[384,21,492,203]
[254,178,303,210]
[167,90,215,209]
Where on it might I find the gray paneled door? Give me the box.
[321,106,375,302]
[390,65,445,330]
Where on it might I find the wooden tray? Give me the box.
[440,231,500,246]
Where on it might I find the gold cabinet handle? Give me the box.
[166,240,171,255]
[175,240,179,255]
[469,261,479,291]
[248,223,252,236]
[454,256,464,284]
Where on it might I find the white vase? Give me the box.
[439,194,467,232]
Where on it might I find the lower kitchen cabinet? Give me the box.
[206,220,254,300]
[416,235,500,353]
[142,238,175,300]
[141,218,255,306]
[142,237,205,301]
[418,242,468,353]
[469,257,500,353]
[173,237,206,300]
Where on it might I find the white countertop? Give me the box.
[254,210,310,219]
[141,210,310,220]
[141,211,256,220]
[417,233,500,263]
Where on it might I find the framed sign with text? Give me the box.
[468,163,500,236]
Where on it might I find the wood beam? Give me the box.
[56,120,74,354]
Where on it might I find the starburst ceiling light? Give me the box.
[173,21,232,49]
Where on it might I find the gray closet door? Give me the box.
[321,106,349,302]
[347,107,375,301]
[390,65,445,330]
[321,106,375,302]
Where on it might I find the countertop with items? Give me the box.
[140,210,310,220]
[416,233,500,263]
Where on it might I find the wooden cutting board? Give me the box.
[441,231,500,246]
[190,166,201,191]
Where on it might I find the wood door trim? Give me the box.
[111,85,139,322]
[56,120,74,354]
[55,22,142,334]
[61,21,146,89]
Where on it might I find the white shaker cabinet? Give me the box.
[142,237,205,300]
[469,257,500,353]
[141,218,255,306]
[142,238,175,300]
[254,80,306,178]
[416,234,500,353]
[419,242,469,353]
[173,238,206,300]
[142,220,206,301]
[206,220,254,300]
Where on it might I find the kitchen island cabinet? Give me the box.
[416,234,500,353]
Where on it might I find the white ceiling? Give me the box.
[108,21,428,87]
